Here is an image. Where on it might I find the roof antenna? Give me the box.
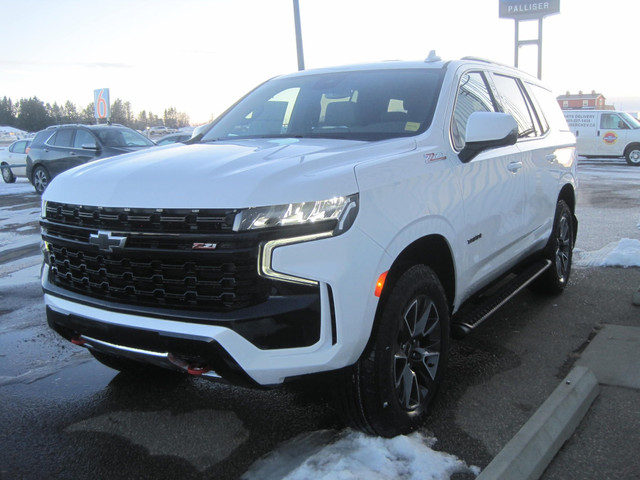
[425,50,441,63]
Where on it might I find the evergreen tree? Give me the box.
[110,98,127,125]
[17,97,51,132]
[63,101,80,124]
[48,102,64,124]
[80,103,96,124]
[0,97,16,126]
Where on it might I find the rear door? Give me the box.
[521,81,575,245]
[563,111,598,155]
[43,128,76,177]
[8,140,29,177]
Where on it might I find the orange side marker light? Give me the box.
[374,271,388,297]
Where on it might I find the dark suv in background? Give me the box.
[26,124,155,193]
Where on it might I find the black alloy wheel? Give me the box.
[32,165,50,194]
[531,200,574,294]
[335,264,450,437]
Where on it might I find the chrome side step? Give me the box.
[451,259,552,339]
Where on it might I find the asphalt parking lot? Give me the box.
[0,158,639,479]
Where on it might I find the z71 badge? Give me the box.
[425,152,447,163]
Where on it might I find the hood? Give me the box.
[43,137,416,208]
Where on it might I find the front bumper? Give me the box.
[43,225,388,385]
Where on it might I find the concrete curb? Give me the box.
[476,366,599,480]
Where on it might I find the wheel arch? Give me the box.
[376,234,456,322]
[624,142,640,165]
[558,183,578,243]
[624,142,640,156]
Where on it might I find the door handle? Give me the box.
[69,152,76,156]
[546,154,557,164]
[507,161,523,173]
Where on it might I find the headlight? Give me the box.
[233,194,358,234]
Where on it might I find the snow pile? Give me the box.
[574,238,640,268]
[242,429,479,480]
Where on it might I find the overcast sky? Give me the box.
[1,0,638,124]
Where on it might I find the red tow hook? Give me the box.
[70,336,86,346]
[187,364,211,376]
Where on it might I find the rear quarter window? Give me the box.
[49,129,74,147]
[527,83,571,132]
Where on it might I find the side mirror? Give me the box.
[81,143,99,150]
[459,112,518,163]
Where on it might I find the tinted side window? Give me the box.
[492,74,537,138]
[50,129,74,147]
[451,72,496,150]
[600,113,628,130]
[121,130,151,146]
[523,83,549,134]
[73,130,96,149]
[527,83,570,132]
[10,140,28,153]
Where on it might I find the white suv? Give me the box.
[41,56,577,437]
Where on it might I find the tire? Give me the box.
[335,265,450,437]
[32,165,50,194]
[1,163,16,183]
[625,144,640,166]
[530,200,574,294]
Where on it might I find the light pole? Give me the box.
[293,0,305,71]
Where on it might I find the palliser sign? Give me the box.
[499,0,560,20]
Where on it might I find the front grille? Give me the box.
[42,202,270,311]
[44,202,236,233]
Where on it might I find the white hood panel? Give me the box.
[43,137,415,208]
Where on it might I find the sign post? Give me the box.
[499,1,560,79]
[292,0,305,71]
[94,88,111,123]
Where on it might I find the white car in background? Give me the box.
[147,126,171,138]
[1,138,31,183]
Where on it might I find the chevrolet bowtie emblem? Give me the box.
[89,231,127,252]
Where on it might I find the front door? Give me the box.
[596,112,628,156]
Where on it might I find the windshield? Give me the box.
[95,128,155,147]
[201,69,444,142]
[620,112,640,129]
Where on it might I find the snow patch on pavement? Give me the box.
[242,429,479,480]
[574,238,640,268]
[0,255,42,286]
[0,178,35,196]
